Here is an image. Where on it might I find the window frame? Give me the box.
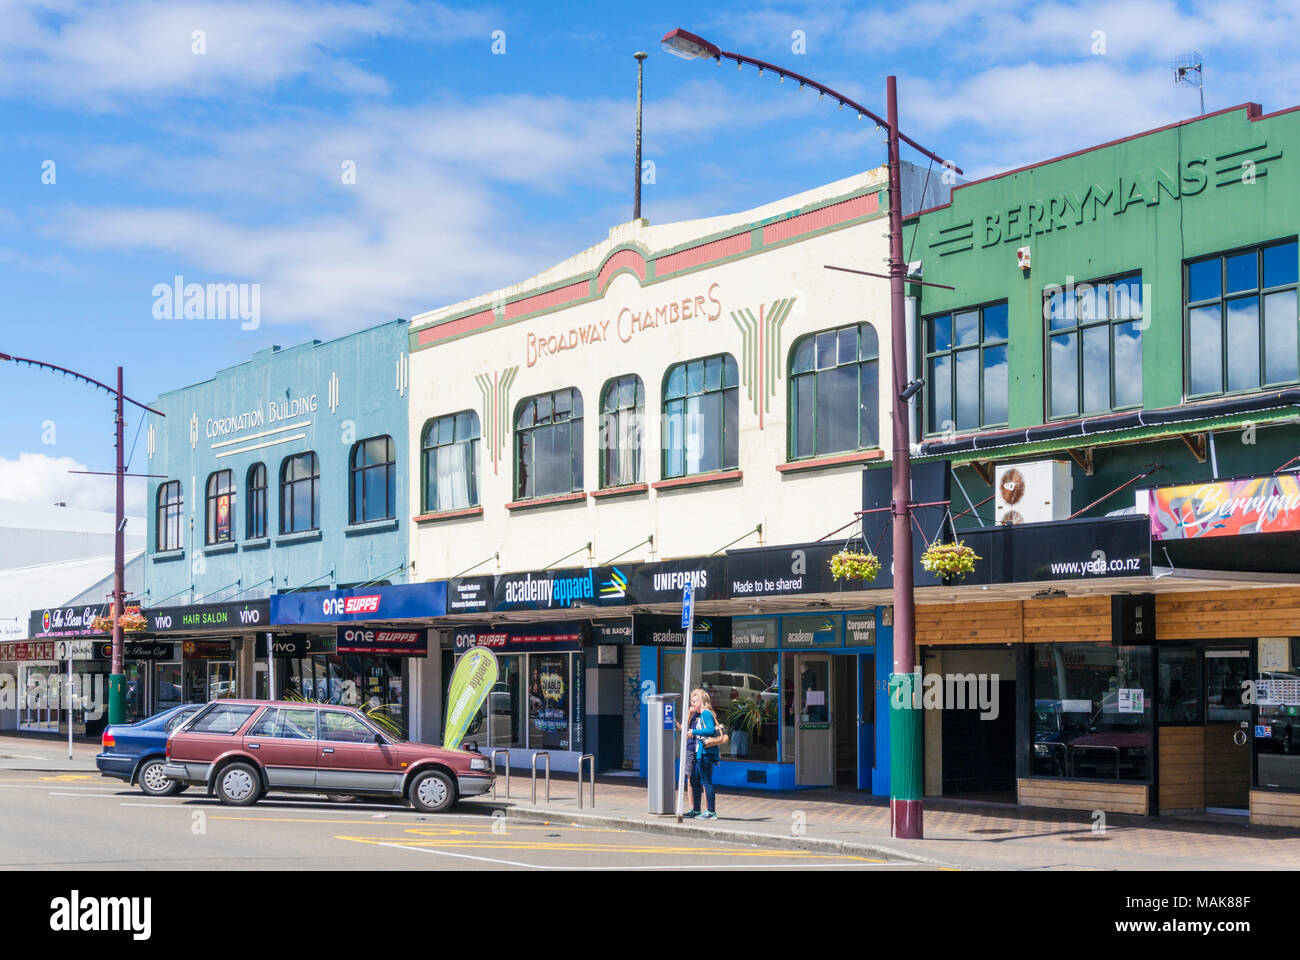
[1183,236,1300,400]
[204,469,236,545]
[279,451,320,535]
[350,435,396,524]
[156,480,183,552]
[661,353,739,480]
[421,411,481,512]
[1043,270,1145,420]
[598,374,645,488]
[246,463,267,540]
[513,387,584,501]
[787,322,881,460]
[922,300,1010,436]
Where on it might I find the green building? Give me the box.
[902,102,1300,824]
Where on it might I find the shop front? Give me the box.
[269,582,447,741]
[643,607,883,791]
[452,623,586,768]
[144,599,274,707]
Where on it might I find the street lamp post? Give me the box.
[660,29,960,839]
[0,353,164,725]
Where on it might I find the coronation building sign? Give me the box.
[205,394,318,440]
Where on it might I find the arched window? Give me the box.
[789,323,880,459]
[246,463,267,539]
[205,470,236,545]
[662,354,738,479]
[280,452,319,534]
[514,388,583,500]
[350,436,396,523]
[422,412,480,512]
[156,481,183,552]
[599,374,644,487]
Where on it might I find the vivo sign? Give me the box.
[270,583,447,625]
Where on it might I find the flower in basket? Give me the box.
[920,540,981,579]
[829,549,881,582]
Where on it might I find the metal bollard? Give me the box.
[490,749,511,800]
[531,751,550,804]
[578,754,595,809]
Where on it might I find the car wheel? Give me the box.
[137,758,182,797]
[215,762,262,806]
[408,770,456,813]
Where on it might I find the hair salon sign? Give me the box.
[1149,474,1300,540]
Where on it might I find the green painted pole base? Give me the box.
[888,672,924,838]
[107,674,125,726]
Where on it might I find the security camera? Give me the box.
[900,378,924,401]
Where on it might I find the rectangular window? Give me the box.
[515,389,583,499]
[661,649,780,763]
[1186,239,1299,398]
[924,302,1009,434]
[1045,273,1144,419]
[663,355,738,479]
[1030,643,1153,782]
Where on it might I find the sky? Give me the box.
[2,0,1298,516]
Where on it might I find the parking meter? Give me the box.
[646,693,680,814]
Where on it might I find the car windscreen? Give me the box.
[165,709,200,733]
[186,703,259,735]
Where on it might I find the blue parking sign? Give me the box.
[681,581,694,629]
[664,701,675,730]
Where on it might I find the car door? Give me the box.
[243,707,318,788]
[315,709,402,794]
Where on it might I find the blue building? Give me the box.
[141,321,413,720]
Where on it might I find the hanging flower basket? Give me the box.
[91,609,148,633]
[830,550,881,583]
[920,540,981,579]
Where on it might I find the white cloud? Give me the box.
[0,452,145,516]
[0,0,494,109]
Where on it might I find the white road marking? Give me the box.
[371,840,899,870]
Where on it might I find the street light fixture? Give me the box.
[660,28,962,840]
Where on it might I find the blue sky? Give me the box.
[2,0,1297,514]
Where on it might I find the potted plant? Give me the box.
[829,550,881,582]
[920,540,981,580]
[725,698,764,758]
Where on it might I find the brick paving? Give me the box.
[473,772,1300,870]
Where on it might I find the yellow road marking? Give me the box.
[38,774,94,781]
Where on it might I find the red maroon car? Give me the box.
[161,700,492,813]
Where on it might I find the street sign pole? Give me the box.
[66,648,73,760]
[266,633,275,700]
[674,581,695,823]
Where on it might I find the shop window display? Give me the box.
[661,649,780,763]
[1031,643,1153,781]
[1256,637,1300,792]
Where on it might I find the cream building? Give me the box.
[405,163,954,787]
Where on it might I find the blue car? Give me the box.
[97,704,203,796]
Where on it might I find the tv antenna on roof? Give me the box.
[1173,51,1204,115]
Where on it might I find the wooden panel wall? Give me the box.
[1158,726,1205,812]
[1018,778,1149,815]
[1156,589,1300,640]
[1203,723,1251,808]
[1251,790,1300,827]
[1022,597,1111,643]
[916,601,1022,645]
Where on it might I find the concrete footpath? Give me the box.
[8,735,1297,870]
